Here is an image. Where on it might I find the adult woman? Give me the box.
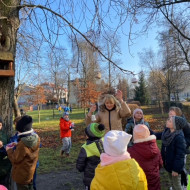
[86,90,131,132]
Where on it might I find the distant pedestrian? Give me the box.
[69,105,72,113]
[76,123,105,190]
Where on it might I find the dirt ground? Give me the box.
[36,168,84,190]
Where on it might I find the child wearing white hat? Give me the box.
[90,130,148,190]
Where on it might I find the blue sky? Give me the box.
[120,27,159,75]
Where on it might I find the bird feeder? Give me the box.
[0,51,14,77]
[131,77,138,83]
[95,71,101,79]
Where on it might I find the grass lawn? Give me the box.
[27,108,86,173]
[26,106,190,190]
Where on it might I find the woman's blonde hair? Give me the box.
[169,106,182,116]
[98,94,121,112]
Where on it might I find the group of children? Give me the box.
[74,102,189,190]
[0,115,40,190]
[1,91,189,190]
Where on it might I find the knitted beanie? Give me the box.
[171,116,187,130]
[103,130,132,156]
[63,112,69,117]
[133,124,150,143]
[85,123,105,138]
[16,115,33,133]
[133,108,144,124]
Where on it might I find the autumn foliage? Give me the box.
[28,85,47,105]
[74,80,101,108]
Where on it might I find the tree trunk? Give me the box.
[13,95,21,118]
[0,0,20,136]
[38,104,40,123]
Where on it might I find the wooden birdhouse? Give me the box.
[0,51,14,77]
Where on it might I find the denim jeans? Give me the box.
[62,137,71,154]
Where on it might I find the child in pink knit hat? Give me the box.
[128,124,163,190]
[125,108,150,146]
[0,185,8,190]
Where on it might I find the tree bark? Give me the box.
[0,0,20,136]
[13,95,21,118]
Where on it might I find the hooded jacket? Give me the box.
[7,133,40,185]
[90,158,147,190]
[128,136,163,190]
[76,138,104,186]
[59,117,72,138]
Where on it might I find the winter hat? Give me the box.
[133,108,143,118]
[103,130,132,156]
[171,116,187,130]
[16,115,33,133]
[63,112,69,117]
[85,123,105,138]
[133,124,151,143]
[0,185,8,190]
[133,108,144,124]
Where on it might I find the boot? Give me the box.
[61,150,64,156]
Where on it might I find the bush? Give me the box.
[127,100,141,106]
[163,101,183,112]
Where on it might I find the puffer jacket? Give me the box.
[161,128,186,174]
[91,158,147,190]
[128,136,163,190]
[86,101,131,133]
[7,133,40,185]
[76,138,104,186]
[59,118,72,138]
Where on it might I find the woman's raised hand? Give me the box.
[115,90,123,101]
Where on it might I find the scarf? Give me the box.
[100,152,131,166]
[161,128,181,146]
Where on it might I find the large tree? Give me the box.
[0,0,20,135]
[0,0,189,135]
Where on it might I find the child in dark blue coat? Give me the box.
[161,116,187,190]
